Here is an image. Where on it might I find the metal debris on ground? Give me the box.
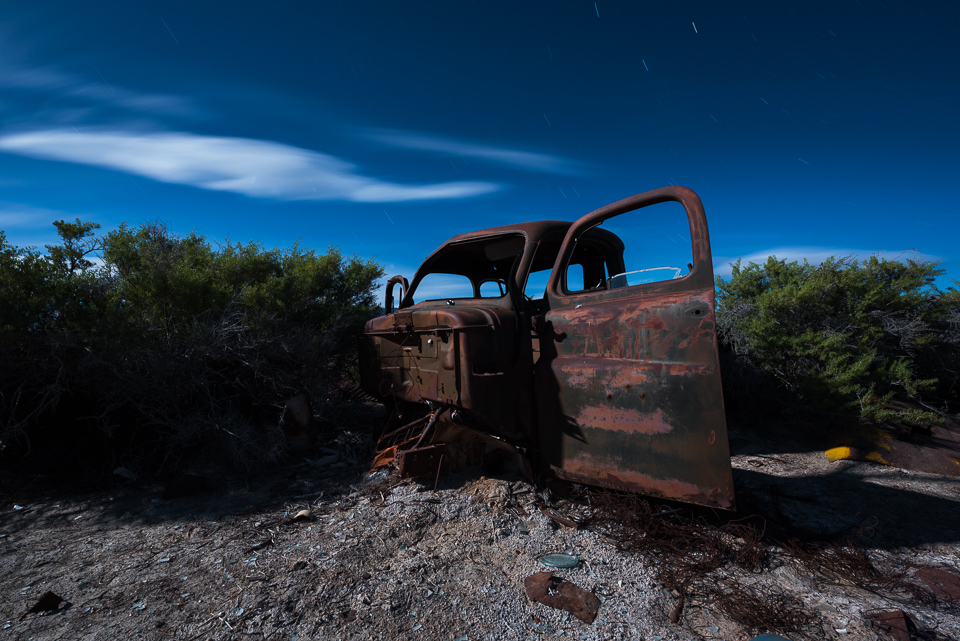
[866,610,929,641]
[915,567,960,601]
[523,572,601,623]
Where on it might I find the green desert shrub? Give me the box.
[0,219,383,471]
[716,255,959,425]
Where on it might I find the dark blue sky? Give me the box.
[2,1,957,286]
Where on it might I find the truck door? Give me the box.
[534,186,734,509]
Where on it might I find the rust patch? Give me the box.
[557,455,732,509]
[576,406,673,435]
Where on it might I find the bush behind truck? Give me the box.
[0,219,383,472]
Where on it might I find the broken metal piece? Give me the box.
[867,610,923,641]
[370,413,443,475]
[523,571,601,623]
[915,567,960,601]
[370,445,399,471]
[395,443,448,479]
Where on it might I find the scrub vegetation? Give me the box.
[716,255,960,426]
[3,219,958,474]
[0,219,383,472]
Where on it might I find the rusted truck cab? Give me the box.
[360,186,734,509]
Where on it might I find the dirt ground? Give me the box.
[3,408,960,641]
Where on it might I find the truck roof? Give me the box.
[443,220,573,244]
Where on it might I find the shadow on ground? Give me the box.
[727,412,960,551]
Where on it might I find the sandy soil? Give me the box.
[3,412,960,641]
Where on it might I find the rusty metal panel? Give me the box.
[362,305,532,442]
[395,443,448,478]
[535,294,733,508]
[536,186,734,509]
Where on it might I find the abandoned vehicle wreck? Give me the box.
[359,185,734,510]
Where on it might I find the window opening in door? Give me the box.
[563,200,692,294]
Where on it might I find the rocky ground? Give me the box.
[2,409,960,641]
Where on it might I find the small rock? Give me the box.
[113,467,137,480]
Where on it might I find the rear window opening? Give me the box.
[408,234,525,303]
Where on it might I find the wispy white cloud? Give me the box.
[0,202,99,252]
[0,129,499,203]
[713,246,939,278]
[0,63,200,119]
[0,202,82,230]
[362,128,581,174]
